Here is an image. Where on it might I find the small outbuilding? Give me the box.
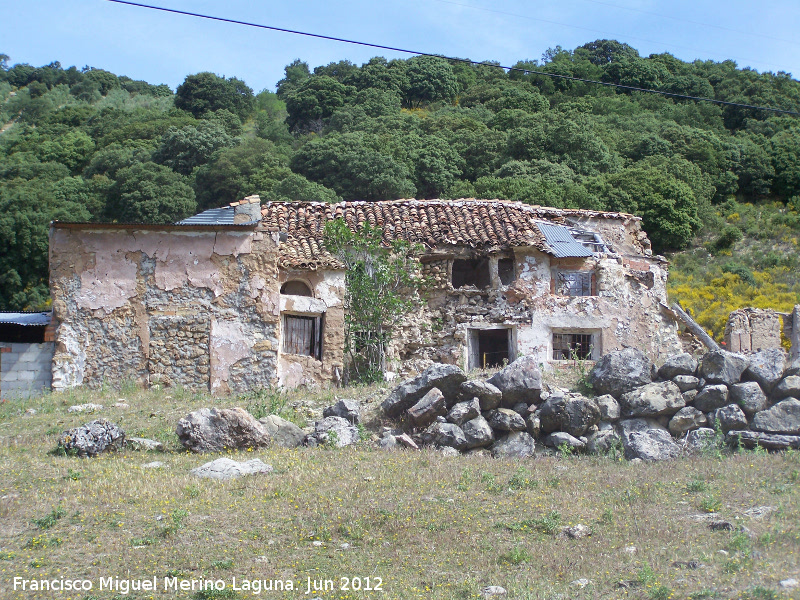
[0,311,54,400]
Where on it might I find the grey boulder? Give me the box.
[682,428,717,455]
[447,398,481,426]
[624,428,680,461]
[658,353,698,379]
[487,355,542,407]
[744,348,787,394]
[176,407,270,453]
[57,419,125,457]
[693,384,730,412]
[407,387,447,428]
[191,458,273,480]
[323,399,361,424]
[589,348,653,399]
[310,416,360,447]
[485,408,527,432]
[668,406,708,437]
[462,415,495,449]
[595,394,620,421]
[127,437,164,452]
[708,404,748,433]
[727,430,800,451]
[259,415,305,448]
[420,422,467,450]
[460,379,503,410]
[382,363,466,418]
[672,375,701,393]
[538,394,600,437]
[700,350,750,386]
[620,381,684,418]
[751,398,800,435]
[490,431,536,458]
[730,381,768,417]
[542,431,586,452]
[586,429,622,455]
[772,376,800,401]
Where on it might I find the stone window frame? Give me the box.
[551,329,599,361]
[282,313,323,360]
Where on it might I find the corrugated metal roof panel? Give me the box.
[178,206,237,225]
[0,312,51,326]
[536,222,595,258]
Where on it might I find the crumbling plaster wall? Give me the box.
[276,269,345,389]
[49,226,284,395]
[388,218,680,374]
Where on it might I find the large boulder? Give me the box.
[259,415,305,448]
[773,376,800,401]
[693,384,730,412]
[589,348,653,399]
[729,382,768,417]
[490,431,535,458]
[447,398,481,426]
[460,380,503,410]
[486,356,542,407]
[744,348,787,394]
[709,404,748,433]
[382,364,466,417]
[57,419,125,457]
[620,381,684,418]
[407,388,447,428]
[595,394,620,421]
[672,375,701,393]
[176,408,270,453]
[538,394,600,437]
[308,416,360,447]
[542,432,586,452]
[682,428,717,455]
[586,429,621,455]
[323,399,361,424]
[624,429,681,461]
[699,350,750,386]
[190,458,273,480]
[485,408,527,432]
[462,415,495,449]
[751,398,800,435]
[419,422,467,450]
[727,430,800,451]
[668,406,708,437]
[658,353,698,379]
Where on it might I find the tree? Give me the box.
[107,162,196,223]
[404,55,458,107]
[323,219,422,383]
[175,72,254,120]
[284,75,353,132]
[153,121,234,175]
[271,173,340,203]
[276,59,311,98]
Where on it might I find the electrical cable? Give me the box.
[105,0,800,116]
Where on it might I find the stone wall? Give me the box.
[0,342,54,399]
[725,308,783,353]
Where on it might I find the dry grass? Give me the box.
[0,383,799,600]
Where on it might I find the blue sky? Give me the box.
[2,0,800,92]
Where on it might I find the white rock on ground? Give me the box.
[190,458,273,480]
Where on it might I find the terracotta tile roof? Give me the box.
[257,198,638,270]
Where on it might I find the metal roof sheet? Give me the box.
[536,222,595,258]
[0,312,51,326]
[177,206,236,225]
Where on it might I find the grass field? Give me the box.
[0,382,799,600]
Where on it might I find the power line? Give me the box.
[425,0,794,71]
[105,0,800,116]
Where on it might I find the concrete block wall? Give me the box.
[0,342,54,399]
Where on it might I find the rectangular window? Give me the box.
[452,258,490,289]
[555,270,594,297]
[552,332,593,360]
[282,315,322,360]
[497,258,515,286]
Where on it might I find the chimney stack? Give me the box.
[232,195,261,224]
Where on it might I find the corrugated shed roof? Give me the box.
[536,222,595,258]
[177,206,236,225]
[0,312,51,326]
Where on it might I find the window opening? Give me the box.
[282,315,322,359]
[280,281,313,296]
[452,258,490,289]
[498,258,515,286]
[469,328,511,369]
[556,271,593,297]
[552,333,593,360]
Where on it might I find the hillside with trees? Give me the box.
[1,42,799,341]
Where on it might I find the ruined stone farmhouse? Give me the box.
[48,197,683,394]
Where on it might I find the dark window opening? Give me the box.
[470,328,510,369]
[498,258,515,286]
[0,323,45,343]
[452,258,490,289]
[552,333,593,360]
[281,280,313,296]
[555,270,594,297]
[282,315,322,360]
